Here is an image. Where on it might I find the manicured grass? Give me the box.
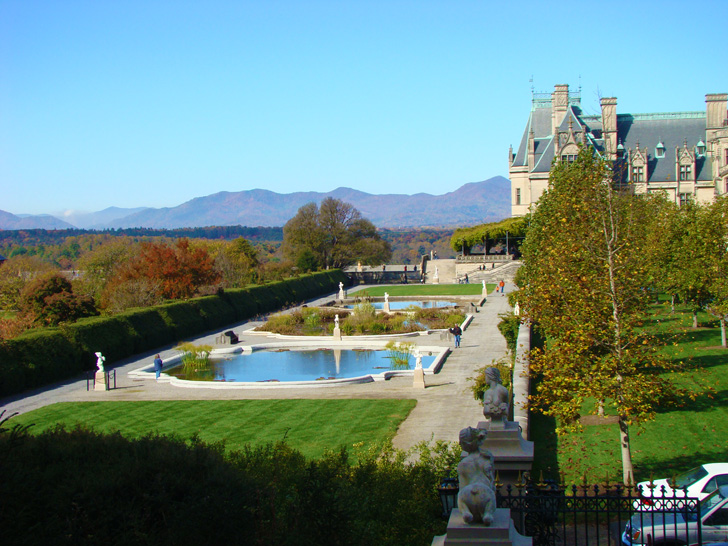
[9,399,417,461]
[540,303,728,484]
[353,284,490,297]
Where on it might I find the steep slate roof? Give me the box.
[615,113,712,181]
[513,99,712,183]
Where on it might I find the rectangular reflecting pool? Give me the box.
[345,301,456,310]
[166,348,437,382]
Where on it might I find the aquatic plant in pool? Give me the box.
[165,347,438,382]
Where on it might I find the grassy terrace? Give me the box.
[9,399,417,461]
[532,301,728,484]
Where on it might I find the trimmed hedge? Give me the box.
[0,270,346,397]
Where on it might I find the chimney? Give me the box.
[706,94,728,140]
[552,84,569,136]
[601,97,618,159]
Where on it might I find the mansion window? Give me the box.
[679,165,692,181]
[655,143,665,158]
[516,188,521,205]
[632,166,644,182]
[561,154,577,163]
[679,193,691,206]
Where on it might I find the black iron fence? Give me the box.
[447,481,707,546]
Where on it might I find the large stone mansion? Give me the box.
[509,84,728,216]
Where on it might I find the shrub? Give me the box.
[0,423,451,546]
[497,312,520,357]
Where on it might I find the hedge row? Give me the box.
[0,270,346,397]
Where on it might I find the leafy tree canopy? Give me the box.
[283,198,391,270]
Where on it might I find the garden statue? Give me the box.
[413,348,422,369]
[384,292,389,303]
[514,302,520,316]
[434,267,439,278]
[339,281,344,291]
[334,314,339,328]
[457,426,497,525]
[95,352,105,372]
[482,367,509,426]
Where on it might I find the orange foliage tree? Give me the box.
[119,239,220,300]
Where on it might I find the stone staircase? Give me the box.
[457,260,522,285]
[423,259,457,284]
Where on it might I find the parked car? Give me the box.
[622,485,728,545]
[635,463,728,510]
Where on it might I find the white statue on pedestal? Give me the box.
[413,348,422,370]
[384,292,389,303]
[334,314,339,328]
[434,267,439,278]
[457,426,497,525]
[339,282,344,292]
[95,352,105,372]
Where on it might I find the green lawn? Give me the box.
[9,399,417,461]
[353,284,490,297]
[538,303,728,484]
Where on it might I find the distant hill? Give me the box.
[0,210,75,230]
[1,176,511,230]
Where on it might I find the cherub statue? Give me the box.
[413,348,422,370]
[334,314,340,328]
[384,292,389,303]
[95,352,106,372]
[457,426,497,525]
[482,367,509,425]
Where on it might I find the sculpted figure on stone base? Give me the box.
[482,366,509,425]
[457,426,497,525]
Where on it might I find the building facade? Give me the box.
[509,84,728,217]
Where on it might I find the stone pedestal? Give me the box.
[412,367,425,389]
[94,371,108,391]
[383,302,390,313]
[338,289,345,301]
[431,508,531,546]
[477,421,534,487]
[333,327,342,341]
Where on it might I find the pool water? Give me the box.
[166,348,437,382]
[346,301,456,310]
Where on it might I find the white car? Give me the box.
[635,463,728,510]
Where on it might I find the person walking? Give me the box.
[153,354,163,380]
[498,280,505,296]
[449,325,462,348]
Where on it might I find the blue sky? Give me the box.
[2,0,727,216]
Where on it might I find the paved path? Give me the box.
[0,282,516,451]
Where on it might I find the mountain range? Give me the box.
[1,176,510,230]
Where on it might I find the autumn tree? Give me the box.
[115,239,220,301]
[18,273,98,326]
[283,198,391,270]
[214,237,259,288]
[0,255,58,311]
[519,147,692,485]
[694,196,728,346]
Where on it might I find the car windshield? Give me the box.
[674,466,709,489]
[700,487,728,518]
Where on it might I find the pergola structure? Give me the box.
[450,216,528,260]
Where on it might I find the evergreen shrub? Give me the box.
[0,270,345,397]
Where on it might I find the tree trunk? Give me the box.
[619,416,635,485]
[722,317,727,348]
[671,293,676,313]
[693,309,699,329]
